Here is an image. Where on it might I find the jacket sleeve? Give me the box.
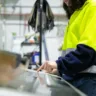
[56,44,96,76]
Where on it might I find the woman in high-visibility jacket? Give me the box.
[38,0,96,95]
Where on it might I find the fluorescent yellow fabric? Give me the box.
[62,0,96,50]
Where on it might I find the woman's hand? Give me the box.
[37,61,58,74]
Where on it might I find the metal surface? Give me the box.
[0,69,87,96]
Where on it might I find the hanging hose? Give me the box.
[28,0,54,32]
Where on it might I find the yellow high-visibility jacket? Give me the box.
[56,0,96,80]
[62,0,96,51]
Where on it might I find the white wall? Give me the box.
[3,20,34,51]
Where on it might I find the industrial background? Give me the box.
[0,0,68,61]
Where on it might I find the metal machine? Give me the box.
[0,69,86,96]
